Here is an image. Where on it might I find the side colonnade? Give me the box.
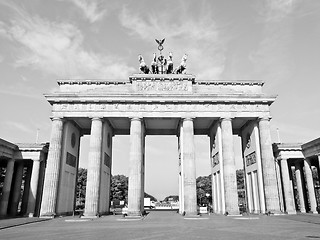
[0,139,48,218]
[274,138,320,214]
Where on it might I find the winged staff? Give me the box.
[155,38,165,52]
[138,39,187,74]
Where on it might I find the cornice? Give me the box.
[56,77,264,86]
[44,94,276,105]
[195,79,264,86]
[57,79,129,85]
[129,74,196,82]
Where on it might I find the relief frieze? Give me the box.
[136,81,189,92]
[53,103,269,112]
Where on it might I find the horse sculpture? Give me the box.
[138,54,150,74]
[138,52,188,75]
[174,54,187,74]
[166,52,173,74]
[150,53,158,74]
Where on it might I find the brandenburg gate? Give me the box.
[40,47,281,217]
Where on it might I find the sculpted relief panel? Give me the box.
[135,80,190,92]
[53,103,269,113]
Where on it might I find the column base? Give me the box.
[184,211,198,216]
[81,215,99,219]
[307,211,318,214]
[286,210,297,215]
[39,212,56,218]
[82,212,100,218]
[127,211,143,217]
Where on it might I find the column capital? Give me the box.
[91,117,103,121]
[182,117,194,122]
[31,158,41,162]
[130,117,143,122]
[258,116,272,122]
[219,117,233,122]
[50,117,64,122]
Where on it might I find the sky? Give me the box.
[1,0,320,200]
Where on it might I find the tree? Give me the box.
[110,175,157,203]
[196,175,212,206]
[144,192,157,202]
[163,195,179,202]
[110,175,128,203]
[236,169,245,208]
[76,168,87,208]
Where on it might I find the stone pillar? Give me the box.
[304,159,317,213]
[83,117,103,218]
[20,165,32,215]
[128,118,145,216]
[246,172,253,213]
[9,162,24,216]
[258,117,280,213]
[0,159,15,217]
[251,172,259,213]
[254,123,266,213]
[216,172,222,213]
[27,160,41,217]
[318,155,320,188]
[40,117,64,218]
[295,162,306,213]
[212,173,217,213]
[221,118,239,215]
[182,118,197,215]
[275,160,285,212]
[280,159,296,214]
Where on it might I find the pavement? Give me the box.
[0,212,320,240]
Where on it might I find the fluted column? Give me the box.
[221,118,239,215]
[0,159,15,217]
[216,172,222,213]
[246,173,253,213]
[280,159,296,214]
[318,155,320,186]
[258,117,280,213]
[212,173,217,213]
[251,172,259,213]
[304,159,317,213]
[40,117,64,218]
[83,117,103,218]
[27,160,41,217]
[295,162,306,213]
[20,165,32,215]
[181,118,197,215]
[128,118,144,216]
[9,162,24,216]
[254,123,266,213]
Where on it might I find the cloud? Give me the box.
[68,0,107,23]
[270,120,319,143]
[263,0,297,22]
[119,3,225,79]
[0,54,3,63]
[0,2,134,79]
[248,0,299,90]
[3,121,35,135]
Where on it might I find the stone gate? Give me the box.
[39,73,280,217]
